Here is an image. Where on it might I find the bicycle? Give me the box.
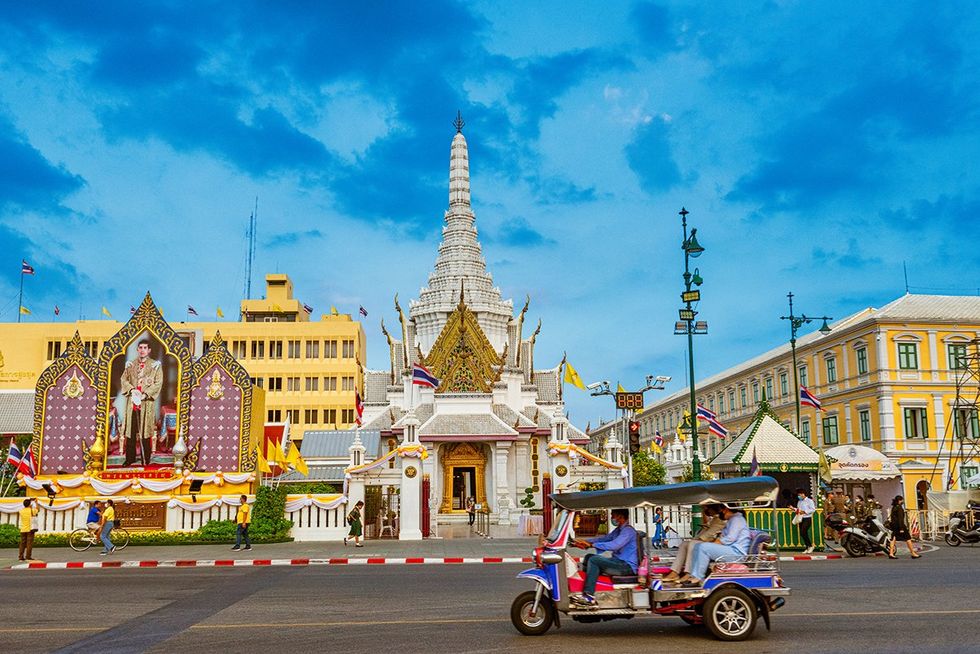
[68,523,132,552]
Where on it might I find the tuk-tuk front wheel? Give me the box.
[703,588,758,641]
[510,590,554,636]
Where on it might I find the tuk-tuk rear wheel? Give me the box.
[703,588,758,641]
[510,590,554,636]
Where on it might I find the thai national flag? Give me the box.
[17,449,36,477]
[412,364,440,389]
[359,305,368,317]
[696,404,729,438]
[800,386,823,411]
[187,305,199,316]
[653,430,665,449]
[21,260,35,275]
[355,389,364,426]
[303,303,313,314]
[5,442,22,467]
[749,446,762,476]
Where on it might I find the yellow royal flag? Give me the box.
[563,361,587,390]
[617,382,626,393]
[272,304,283,313]
[330,305,339,316]
[266,440,286,464]
[256,449,272,473]
[216,306,224,318]
[650,440,663,455]
[287,442,309,476]
[676,410,690,442]
[19,305,31,315]
[101,306,112,318]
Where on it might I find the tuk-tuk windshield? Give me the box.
[545,510,572,544]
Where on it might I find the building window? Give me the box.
[267,409,282,422]
[948,343,968,370]
[799,365,808,388]
[765,378,774,401]
[83,340,99,357]
[898,343,918,370]
[822,415,839,445]
[252,377,264,389]
[324,408,337,426]
[963,466,980,489]
[342,376,355,391]
[729,390,736,412]
[304,409,318,424]
[708,397,714,412]
[251,340,265,359]
[287,340,301,358]
[826,358,837,383]
[305,340,319,358]
[801,420,811,445]
[268,376,283,392]
[709,439,716,458]
[779,373,788,397]
[324,340,338,358]
[954,408,980,440]
[269,340,283,359]
[263,316,279,323]
[858,410,871,442]
[286,377,300,392]
[903,407,928,439]
[324,376,338,391]
[341,408,355,424]
[717,394,724,414]
[342,339,355,358]
[232,340,246,359]
[752,382,759,404]
[286,409,299,424]
[46,341,62,359]
[739,387,747,408]
[856,347,868,375]
[305,377,319,392]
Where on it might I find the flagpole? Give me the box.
[17,267,24,323]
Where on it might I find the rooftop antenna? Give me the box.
[244,197,258,299]
[903,260,910,294]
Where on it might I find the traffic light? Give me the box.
[628,420,641,455]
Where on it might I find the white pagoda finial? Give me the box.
[449,115,470,208]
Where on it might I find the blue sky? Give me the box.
[1,2,978,427]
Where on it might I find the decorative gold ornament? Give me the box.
[206,369,224,399]
[84,434,105,472]
[422,286,502,393]
[556,465,568,477]
[62,371,85,399]
[404,466,418,478]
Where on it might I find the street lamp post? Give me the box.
[780,292,832,435]
[675,208,708,481]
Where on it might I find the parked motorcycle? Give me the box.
[945,503,980,546]
[834,514,894,557]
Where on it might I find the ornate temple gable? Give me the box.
[421,291,503,393]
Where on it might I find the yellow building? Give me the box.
[0,274,365,442]
[634,294,980,506]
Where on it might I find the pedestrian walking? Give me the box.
[466,496,476,527]
[232,494,252,551]
[98,499,116,555]
[887,495,921,559]
[18,498,39,561]
[794,488,816,553]
[651,507,665,548]
[345,500,364,547]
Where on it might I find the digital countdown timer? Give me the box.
[615,392,644,410]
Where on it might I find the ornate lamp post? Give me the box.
[780,292,832,434]
[675,208,708,481]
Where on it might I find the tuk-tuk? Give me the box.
[511,477,789,641]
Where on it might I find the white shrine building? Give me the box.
[360,120,610,526]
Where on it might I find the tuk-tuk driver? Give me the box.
[569,509,638,607]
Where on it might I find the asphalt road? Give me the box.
[1,545,976,654]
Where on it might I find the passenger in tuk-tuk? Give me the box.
[569,508,638,607]
[681,505,751,587]
[662,503,726,584]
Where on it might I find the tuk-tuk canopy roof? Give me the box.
[549,476,779,511]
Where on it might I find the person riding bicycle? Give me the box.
[86,500,103,541]
[98,499,116,555]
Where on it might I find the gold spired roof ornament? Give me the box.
[422,282,503,393]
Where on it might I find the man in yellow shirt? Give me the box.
[98,499,116,555]
[18,498,39,561]
[232,494,252,551]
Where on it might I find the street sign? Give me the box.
[615,392,643,410]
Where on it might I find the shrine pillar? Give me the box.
[399,412,423,540]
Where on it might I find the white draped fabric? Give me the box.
[0,499,85,513]
[16,471,257,495]
[283,495,347,513]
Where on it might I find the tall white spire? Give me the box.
[409,115,514,355]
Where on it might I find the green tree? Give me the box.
[631,451,667,486]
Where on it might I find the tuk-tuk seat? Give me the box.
[609,574,640,584]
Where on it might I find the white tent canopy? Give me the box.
[825,445,900,481]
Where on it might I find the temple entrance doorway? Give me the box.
[439,442,488,515]
[452,466,476,511]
